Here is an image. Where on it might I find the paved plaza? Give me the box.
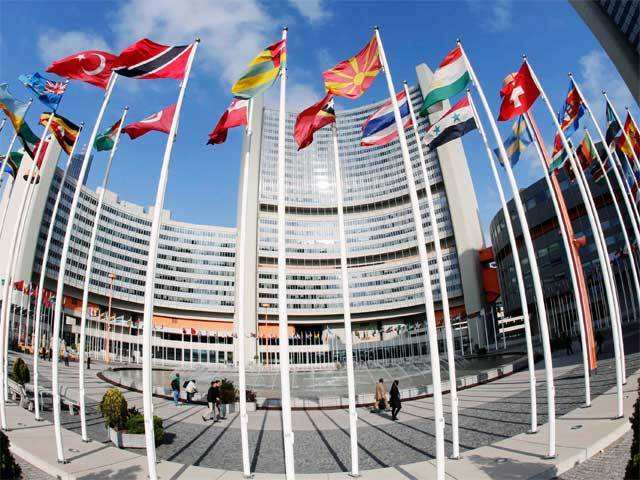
[4,325,638,477]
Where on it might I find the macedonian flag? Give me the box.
[323,35,382,99]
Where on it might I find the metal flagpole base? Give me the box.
[82,438,92,443]
[544,454,557,460]
[57,459,69,464]
[449,455,460,460]
[34,417,44,422]
[615,414,624,419]
[348,473,361,478]
[581,404,591,409]
[243,474,255,479]
[526,429,538,435]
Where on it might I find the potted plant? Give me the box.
[0,431,21,479]
[11,358,30,386]
[99,388,164,449]
[219,378,238,416]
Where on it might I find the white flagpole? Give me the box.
[0,178,16,246]
[331,122,359,474]
[461,48,556,456]
[605,93,640,172]
[523,114,591,407]
[614,150,640,225]
[50,73,118,463]
[374,27,445,478]
[0,109,56,431]
[234,97,253,477]
[527,62,624,418]
[140,40,198,480]
[0,119,5,135]
[403,81,460,458]
[32,122,84,421]
[571,139,626,383]
[274,27,295,480]
[78,106,128,441]
[586,127,640,314]
[466,91,539,431]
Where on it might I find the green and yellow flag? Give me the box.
[231,39,286,99]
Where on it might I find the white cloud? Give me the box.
[578,48,635,126]
[467,0,512,32]
[37,30,110,63]
[288,0,332,24]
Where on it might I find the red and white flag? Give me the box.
[207,98,248,145]
[115,39,194,80]
[122,104,175,140]
[498,62,540,121]
[46,50,118,89]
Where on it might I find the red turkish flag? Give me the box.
[46,50,118,89]
[498,62,540,121]
[122,104,176,140]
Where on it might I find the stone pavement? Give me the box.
[557,429,632,480]
[4,326,639,477]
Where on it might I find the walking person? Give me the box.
[63,347,69,366]
[203,380,220,422]
[171,373,181,406]
[390,380,401,421]
[374,378,388,412]
[86,355,91,370]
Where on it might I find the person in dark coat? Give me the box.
[203,380,220,422]
[390,380,401,421]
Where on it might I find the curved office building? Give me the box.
[0,62,486,365]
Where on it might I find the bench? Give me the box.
[7,378,34,411]
[58,386,81,415]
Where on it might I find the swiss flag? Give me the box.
[498,62,540,121]
[46,50,118,89]
[122,104,175,140]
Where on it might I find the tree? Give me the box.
[625,378,639,479]
[0,431,21,479]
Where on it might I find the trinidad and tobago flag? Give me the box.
[114,38,194,80]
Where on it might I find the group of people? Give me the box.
[169,373,225,422]
[374,378,402,421]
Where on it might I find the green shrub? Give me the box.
[246,389,257,403]
[625,378,640,479]
[0,431,21,479]
[11,357,29,385]
[220,378,237,404]
[98,388,128,430]
[125,414,164,445]
[477,347,487,355]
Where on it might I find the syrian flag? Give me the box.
[423,96,477,150]
[122,104,175,139]
[207,98,249,145]
[361,90,412,147]
[115,38,194,80]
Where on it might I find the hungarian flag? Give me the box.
[231,40,286,99]
[115,39,194,80]
[420,45,470,115]
[40,112,80,155]
[46,50,118,89]
[122,104,175,139]
[619,113,640,159]
[95,119,123,151]
[294,93,335,150]
[207,98,248,145]
[323,35,381,99]
[423,96,477,150]
[498,62,540,121]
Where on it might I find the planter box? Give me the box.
[108,427,147,449]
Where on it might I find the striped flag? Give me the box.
[115,39,195,80]
[231,39,286,99]
[361,90,411,147]
[423,96,476,150]
[494,115,532,167]
[420,45,470,115]
[39,112,80,155]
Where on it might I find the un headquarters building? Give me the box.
[0,62,489,366]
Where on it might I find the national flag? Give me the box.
[122,104,175,139]
[13,281,25,292]
[115,38,195,80]
[39,112,80,155]
[423,96,477,149]
[231,39,286,99]
[575,132,596,171]
[494,115,532,167]
[323,35,381,99]
[551,80,585,158]
[207,98,249,145]
[498,63,540,121]
[618,113,640,159]
[294,93,335,150]
[46,50,118,89]
[1,152,22,179]
[0,83,29,133]
[590,154,611,183]
[548,148,568,174]
[605,99,621,146]
[419,45,470,115]
[361,90,411,147]
[94,119,124,151]
[19,73,67,110]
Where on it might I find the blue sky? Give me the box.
[0,0,637,243]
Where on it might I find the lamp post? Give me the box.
[105,272,116,364]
